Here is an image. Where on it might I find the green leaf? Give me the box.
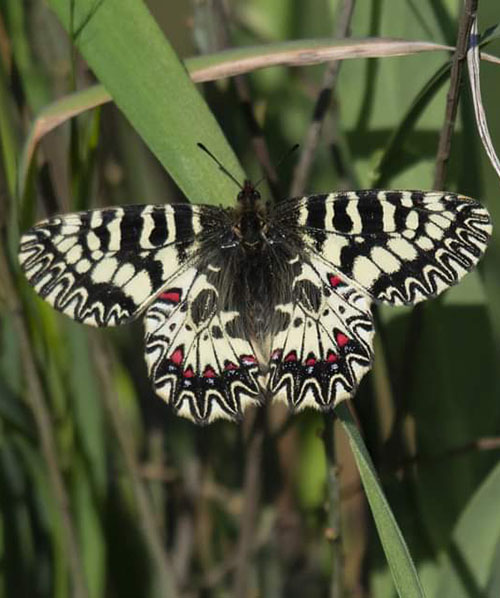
[336,402,426,598]
[434,461,500,598]
[73,454,106,598]
[44,0,244,206]
[382,301,499,550]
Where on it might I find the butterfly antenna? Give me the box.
[253,143,300,188]
[197,143,243,190]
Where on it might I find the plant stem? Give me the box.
[290,0,356,197]
[90,337,179,598]
[232,408,265,598]
[323,412,343,598]
[434,0,478,188]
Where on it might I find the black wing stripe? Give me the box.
[331,194,352,233]
[149,206,169,246]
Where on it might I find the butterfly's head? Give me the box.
[233,181,267,249]
[237,180,261,205]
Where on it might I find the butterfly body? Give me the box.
[197,182,300,341]
[19,189,492,424]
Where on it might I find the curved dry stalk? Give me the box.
[467,17,500,179]
[190,38,452,82]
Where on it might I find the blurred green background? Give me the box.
[1,1,500,597]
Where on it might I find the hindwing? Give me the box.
[267,257,374,410]
[144,266,263,424]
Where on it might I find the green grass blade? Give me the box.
[3,0,51,112]
[0,381,34,438]
[45,0,244,206]
[335,402,426,598]
[0,58,20,199]
[371,62,450,188]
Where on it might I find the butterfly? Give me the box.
[19,173,492,424]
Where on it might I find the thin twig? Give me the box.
[290,0,356,197]
[0,251,89,598]
[434,0,478,188]
[233,75,280,199]
[341,435,500,501]
[90,337,179,598]
[232,408,265,598]
[172,453,201,588]
[202,505,274,590]
[323,413,343,598]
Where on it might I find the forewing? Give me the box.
[18,204,222,326]
[276,191,492,305]
[267,257,374,411]
[144,266,263,424]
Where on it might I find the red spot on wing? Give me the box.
[284,351,297,362]
[305,356,317,366]
[224,361,238,371]
[326,351,338,363]
[183,367,195,378]
[329,274,343,288]
[241,355,257,365]
[271,349,282,361]
[203,366,216,378]
[170,347,184,366]
[335,332,349,348]
[159,290,181,303]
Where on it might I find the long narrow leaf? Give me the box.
[44,0,244,206]
[335,402,426,598]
